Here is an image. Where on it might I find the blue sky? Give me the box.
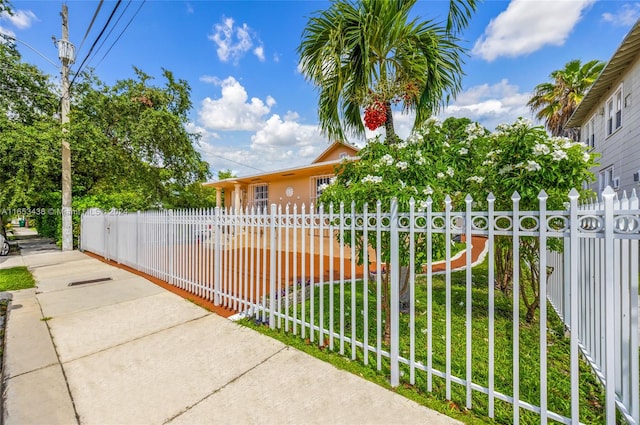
[2,0,639,178]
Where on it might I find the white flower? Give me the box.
[381,154,394,166]
[437,172,445,179]
[396,141,408,149]
[443,141,450,147]
[416,156,426,165]
[446,167,454,177]
[583,152,590,162]
[459,147,468,155]
[318,183,329,191]
[397,161,408,170]
[533,143,550,155]
[399,180,406,188]
[551,150,568,161]
[498,165,513,175]
[423,186,433,195]
[407,133,421,144]
[418,200,430,212]
[467,176,484,183]
[482,159,494,166]
[525,160,541,171]
[426,117,441,127]
[514,117,532,129]
[361,175,383,184]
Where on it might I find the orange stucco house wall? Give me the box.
[203,142,359,211]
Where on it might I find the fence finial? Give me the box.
[538,189,548,201]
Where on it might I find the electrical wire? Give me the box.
[77,0,104,55]
[93,0,146,70]
[84,0,132,70]
[0,33,59,69]
[69,0,122,90]
[205,152,266,173]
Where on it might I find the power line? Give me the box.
[205,152,266,173]
[93,0,146,70]
[69,0,122,91]
[77,0,104,55]
[84,0,132,70]
[0,33,59,69]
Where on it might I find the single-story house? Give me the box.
[565,19,640,195]
[204,141,359,210]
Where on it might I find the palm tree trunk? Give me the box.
[383,101,398,144]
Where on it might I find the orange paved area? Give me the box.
[84,236,487,317]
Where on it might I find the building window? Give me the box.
[606,84,623,136]
[310,174,333,206]
[598,166,614,193]
[250,183,268,212]
[584,117,596,148]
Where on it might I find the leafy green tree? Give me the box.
[0,38,214,244]
[527,59,605,139]
[0,41,60,230]
[68,68,210,207]
[217,169,235,180]
[297,0,476,144]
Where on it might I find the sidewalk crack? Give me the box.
[37,297,81,425]
[162,346,287,424]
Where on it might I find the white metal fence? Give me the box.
[80,187,639,424]
[547,187,639,425]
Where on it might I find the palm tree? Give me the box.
[297,0,477,144]
[528,59,605,139]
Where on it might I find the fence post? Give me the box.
[568,188,580,424]
[136,211,140,268]
[538,190,548,424]
[269,203,277,329]
[390,198,400,387]
[214,207,221,306]
[602,186,616,424]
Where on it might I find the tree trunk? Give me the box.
[382,262,391,346]
[383,101,398,145]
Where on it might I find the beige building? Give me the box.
[204,141,359,210]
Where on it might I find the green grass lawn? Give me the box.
[0,267,35,291]
[241,261,607,424]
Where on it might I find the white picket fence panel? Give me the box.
[80,187,639,424]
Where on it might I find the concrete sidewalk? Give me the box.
[1,250,461,425]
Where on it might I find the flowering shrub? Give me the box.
[320,116,598,323]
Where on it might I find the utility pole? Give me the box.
[59,4,75,251]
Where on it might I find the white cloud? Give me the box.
[0,26,15,39]
[197,115,329,175]
[472,0,595,62]
[251,114,322,151]
[602,3,640,26]
[195,78,331,174]
[253,46,265,62]
[198,76,274,131]
[208,16,265,65]
[439,79,535,130]
[1,10,37,30]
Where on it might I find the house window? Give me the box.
[249,183,268,212]
[598,166,614,193]
[310,174,333,206]
[580,117,596,148]
[587,116,595,148]
[606,84,623,136]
